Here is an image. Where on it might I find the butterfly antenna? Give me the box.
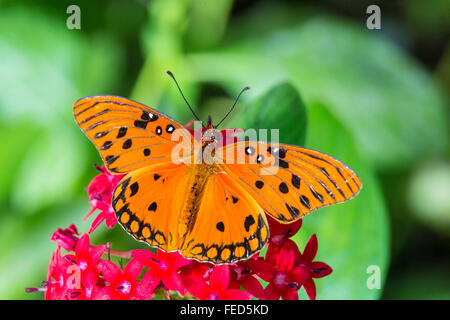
[215,86,250,128]
[166,70,203,125]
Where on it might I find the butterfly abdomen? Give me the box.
[178,164,217,241]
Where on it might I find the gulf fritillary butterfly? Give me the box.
[74,74,361,264]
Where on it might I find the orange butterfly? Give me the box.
[74,72,361,264]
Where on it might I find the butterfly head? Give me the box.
[201,116,220,146]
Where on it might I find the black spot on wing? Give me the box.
[310,187,324,204]
[255,180,264,189]
[285,203,300,218]
[129,182,139,197]
[148,202,157,211]
[166,124,175,133]
[291,174,301,189]
[101,141,113,150]
[141,110,158,121]
[278,159,289,169]
[245,146,255,156]
[216,221,225,232]
[117,127,127,138]
[122,139,132,149]
[105,155,119,165]
[300,195,311,210]
[134,120,148,129]
[94,131,108,139]
[279,182,289,194]
[244,215,255,232]
[256,154,264,164]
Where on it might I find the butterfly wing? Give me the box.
[219,141,362,223]
[112,161,191,252]
[74,95,192,174]
[180,169,269,264]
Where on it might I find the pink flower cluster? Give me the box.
[27,165,332,300]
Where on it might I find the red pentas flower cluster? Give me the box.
[27,153,332,300]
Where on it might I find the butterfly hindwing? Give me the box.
[74,95,192,174]
[220,141,362,223]
[112,161,191,252]
[180,170,269,264]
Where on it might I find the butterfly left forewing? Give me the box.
[74,95,192,174]
[180,169,269,264]
[219,141,362,223]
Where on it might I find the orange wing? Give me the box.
[112,161,191,252]
[219,141,362,223]
[180,170,269,264]
[74,95,192,174]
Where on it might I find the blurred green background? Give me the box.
[0,0,448,300]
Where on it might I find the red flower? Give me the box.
[86,196,117,233]
[262,235,332,300]
[42,247,72,300]
[84,164,125,232]
[50,224,79,251]
[95,258,155,300]
[228,258,266,299]
[183,265,252,300]
[132,249,191,295]
[63,233,106,282]
[298,234,333,299]
[67,269,103,300]
[267,216,302,246]
[179,260,211,281]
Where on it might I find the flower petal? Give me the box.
[304,278,316,300]
[209,265,230,291]
[182,275,208,300]
[281,288,299,300]
[88,213,106,233]
[97,260,122,283]
[302,234,318,262]
[220,289,253,300]
[139,269,160,293]
[131,249,157,266]
[75,233,90,256]
[124,258,144,281]
[89,245,106,264]
[277,244,296,272]
[268,216,302,246]
[264,282,281,300]
[241,275,265,299]
[93,286,115,300]
[310,261,332,278]
[162,272,186,295]
[289,265,310,285]
[247,258,276,281]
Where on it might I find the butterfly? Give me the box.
[73,72,362,264]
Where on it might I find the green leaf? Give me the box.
[294,104,389,300]
[227,82,307,146]
[187,16,449,170]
